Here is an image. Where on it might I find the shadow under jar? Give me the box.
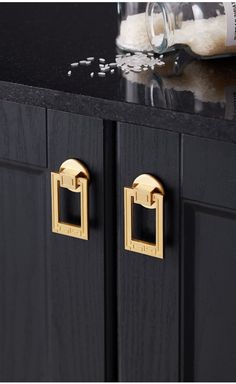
[146,2,236,58]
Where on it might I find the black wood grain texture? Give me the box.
[103,121,118,381]
[0,100,46,167]
[182,135,236,210]
[182,201,236,382]
[0,161,48,381]
[117,123,180,381]
[47,111,116,381]
[0,108,117,381]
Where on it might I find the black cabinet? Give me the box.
[0,101,48,381]
[47,110,107,381]
[182,202,236,382]
[117,123,179,381]
[0,106,109,381]
[0,101,235,382]
[182,135,236,382]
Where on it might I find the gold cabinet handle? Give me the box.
[51,159,90,240]
[124,174,164,258]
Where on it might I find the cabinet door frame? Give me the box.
[117,122,180,382]
[181,132,236,381]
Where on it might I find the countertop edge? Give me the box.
[0,80,235,143]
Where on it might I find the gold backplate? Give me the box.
[124,174,164,259]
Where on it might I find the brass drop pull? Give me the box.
[124,174,164,258]
[51,159,90,240]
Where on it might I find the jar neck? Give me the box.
[146,2,177,53]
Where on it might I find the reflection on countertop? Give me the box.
[0,3,236,124]
[121,51,236,120]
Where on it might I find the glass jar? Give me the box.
[146,2,236,58]
[116,2,152,52]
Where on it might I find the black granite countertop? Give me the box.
[0,3,236,143]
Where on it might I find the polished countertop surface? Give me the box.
[0,3,236,142]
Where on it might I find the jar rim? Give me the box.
[146,2,174,54]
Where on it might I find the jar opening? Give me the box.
[146,2,174,54]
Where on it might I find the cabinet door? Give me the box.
[117,123,180,381]
[182,135,236,381]
[47,110,108,381]
[0,101,48,381]
[0,104,111,381]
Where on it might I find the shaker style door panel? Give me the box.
[182,202,236,382]
[0,102,47,381]
[117,123,180,382]
[0,161,48,381]
[47,110,108,381]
